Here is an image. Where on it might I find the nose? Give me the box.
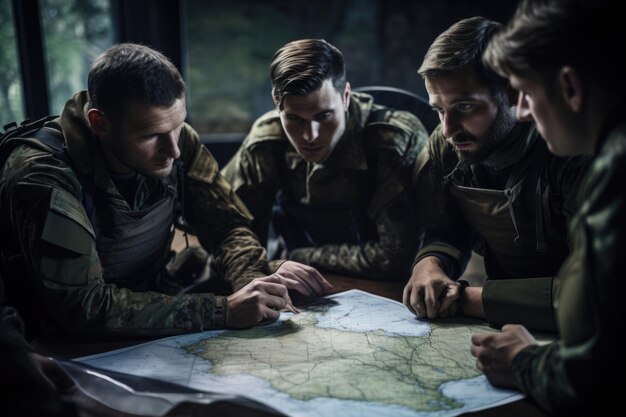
[516,92,533,122]
[161,131,181,160]
[441,111,462,139]
[302,121,320,143]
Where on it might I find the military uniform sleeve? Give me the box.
[509,342,577,412]
[288,123,426,280]
[482,277,556,332]
[0,146,228,337]
[179,125,269,291]
[221,140,281,246]
[412,127,473,278]
[509,131,626,413]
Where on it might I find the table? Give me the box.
[35,273,549,417]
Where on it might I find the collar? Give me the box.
[59,91,97,176]
[58,91,127,190]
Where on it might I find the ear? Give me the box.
[558,66,584,112]
[271,88,280,108]
[343,81,351,111]
[87,109,112,141]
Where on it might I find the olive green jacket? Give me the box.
[510,117,626,413]
[413,123,589,332]
[0,92,269,337]
[222,92,428,279]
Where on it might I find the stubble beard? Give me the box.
[455,104,517,166]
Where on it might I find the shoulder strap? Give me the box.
[30,127,65,154]
[1,116,62,167]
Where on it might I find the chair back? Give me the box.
[353,86,438,134]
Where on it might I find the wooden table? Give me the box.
[35,273,548,417]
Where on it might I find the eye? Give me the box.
[285,115,303,124]
[315,112,332,121]
[456,103,474,113]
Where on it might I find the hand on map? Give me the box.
[403,256,459,318]
[227,275,300,328]
[275,261,333,297]
[470,324,537,388]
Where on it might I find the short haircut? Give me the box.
[418,17,509,99]
[483,0,620,89]
[270,39,346,110]
[88,43,185,119]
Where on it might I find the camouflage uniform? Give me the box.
[222,92,428,279]
[413,122,590,332]
[509,116,626,413]
[0,91,269,338]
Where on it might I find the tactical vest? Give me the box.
[0,118,181,291]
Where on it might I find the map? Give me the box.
[77,290,523,417]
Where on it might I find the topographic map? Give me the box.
[77,290,523,416]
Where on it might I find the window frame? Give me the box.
[11,0,185,121]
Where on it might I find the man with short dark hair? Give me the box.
[0,43,330,338]
[222,39,428,280]
[471,0,624,412]
[403,17,589,332]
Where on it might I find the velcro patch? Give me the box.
[41,188,95,254]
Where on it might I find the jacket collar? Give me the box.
[59,91,120,190]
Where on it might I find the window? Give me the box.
[39,0,115,115]
[0,1,25,127]
[184,0,379,138]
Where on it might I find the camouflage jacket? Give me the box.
[0,91,269,337]
[510,116,626,413]
[413,122,590,332]
[222,92,428,279]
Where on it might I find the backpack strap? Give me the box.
[0,116,61,168]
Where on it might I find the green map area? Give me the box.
[184,300,497,412]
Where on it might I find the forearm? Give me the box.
[213,226,268,290]
[105,288,227,335]
[186,176,269,291]
[415,210,473,279]
[288,239,415,280]
[482,277,556,333]
[40,279,228,336]
[510,342,579,414]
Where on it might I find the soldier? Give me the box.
[403,17,590,332]
[222,39,428,280]
[0,43,331,339]
[472,0,624,413]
